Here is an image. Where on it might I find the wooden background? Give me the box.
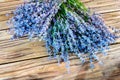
[0,0,120,80]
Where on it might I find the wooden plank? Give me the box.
[0,0,120,30]
[0,0,119,15]
[1,11,120,30]
[0,11,120,31]
[0,44,119,80]
[0,25,119,65]
[0,0,23,7]
[0,11,120,30]
[0,18,120,65]
[0,30,120,65]
[0,32,49,64]
[0,0,17,3]
[0,0,119,14]
[0,15,119,41]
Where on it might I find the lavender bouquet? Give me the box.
[7,0,120,72]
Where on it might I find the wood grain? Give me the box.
[0,0,120,80]
[0,44,120,80]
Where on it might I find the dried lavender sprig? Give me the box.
[45,4,119,70]
[38,0,65,41]
[65,8,117,62]
[8,0,63,40]
[45,18,71,72]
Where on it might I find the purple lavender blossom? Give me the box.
[44,7,119,70]
[8,0,62,40]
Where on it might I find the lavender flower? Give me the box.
[44,4,119,70]
[8,0,62,40]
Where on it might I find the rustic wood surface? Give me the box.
[0,0,120,80]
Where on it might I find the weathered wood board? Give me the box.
[0,0,120,80]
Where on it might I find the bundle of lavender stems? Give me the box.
[7,0,120,72]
